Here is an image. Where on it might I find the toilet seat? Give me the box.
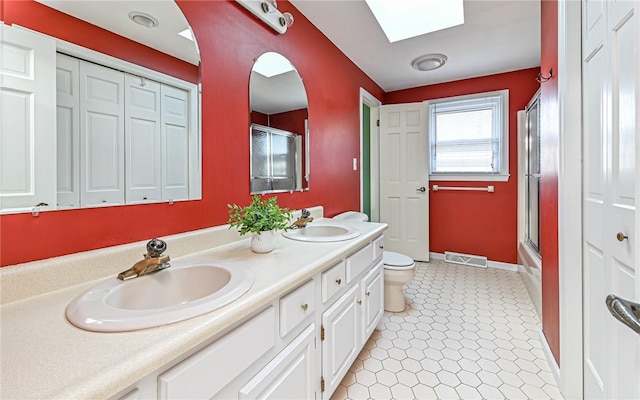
[383,251,415,270]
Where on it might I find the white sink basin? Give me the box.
[66,264,254,332]
[282,224,360,242]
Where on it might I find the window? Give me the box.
[427,90,509,181]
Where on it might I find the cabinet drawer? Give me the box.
[322,261,346,303]
[239,324,316,400]
[373,236,384,260]
[346,243,373,283]
[280,280,315,337]
[158,307,275,400]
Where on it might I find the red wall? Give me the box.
[540,0,560,364]
[0,0,384,266]
[385,69,540,264]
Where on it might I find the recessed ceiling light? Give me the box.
[365,0,464,43]
[411,54,448,71]
[128,11,159,28]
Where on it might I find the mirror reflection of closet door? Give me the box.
[125,74,161,204]
[79,61,125,207]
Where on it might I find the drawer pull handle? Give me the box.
[357,300,362,305]
[366,291,371,296]
[336,278,342,285]
[301,303,309,311]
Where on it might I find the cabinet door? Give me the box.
[125,74,161,204]
[1,24,56,213]
[322,285,359,400]
[239,324,316,400]
[56,54,80,209]
[161,85,190,201]
[362,261,384,344]
[79,61,125,207]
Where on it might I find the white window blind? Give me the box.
[428,90,508,179]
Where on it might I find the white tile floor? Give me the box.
[331,259,564,400]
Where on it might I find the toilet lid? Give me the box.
[383,251,415,267]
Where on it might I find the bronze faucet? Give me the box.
[117,239,171,280]
[290,209,314,229]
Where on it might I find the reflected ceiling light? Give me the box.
[253,52,295,77]
[128,11,159,28]
[178,28,194,41]
[411,53,448,71]
[365,0,464,43]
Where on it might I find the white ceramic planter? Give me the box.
[250,230,276,253]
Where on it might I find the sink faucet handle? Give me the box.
[146,238,167,257]
[301,209,311,218]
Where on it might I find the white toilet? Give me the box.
[333,211,416,312]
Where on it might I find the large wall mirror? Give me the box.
[1,0,201,214]
[249,52,309,194]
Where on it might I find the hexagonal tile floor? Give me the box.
[330,259,564,400]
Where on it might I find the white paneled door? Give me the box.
[1,24,56,212]
[79,61,125,207]
[582,1,640,399]
[379,103,429,261]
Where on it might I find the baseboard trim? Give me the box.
[539,330,561,386]
[429,252,519,272]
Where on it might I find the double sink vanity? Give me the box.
[0,207,387,399]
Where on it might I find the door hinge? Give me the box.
[321,377,325,392]
[376,119,380,126]
[321,325,325,341]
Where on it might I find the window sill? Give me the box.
[429,173,510,182]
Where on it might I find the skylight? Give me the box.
[364,0,464,43]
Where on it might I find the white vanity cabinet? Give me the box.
[239,324,316,399]
[110,234,384,400]
[319,239,384,399]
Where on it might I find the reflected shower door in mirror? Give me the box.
[0,0,201,214]
[249,52,309,194]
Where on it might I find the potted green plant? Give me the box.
[228,195,292,253]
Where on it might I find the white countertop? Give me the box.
[0,219,386,399]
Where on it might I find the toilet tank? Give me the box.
[333,211,369,222]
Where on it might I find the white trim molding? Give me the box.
[539,330,562,386]
[558,0,583,398]
[360,88,382,222]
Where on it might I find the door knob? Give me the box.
[617,232,628,242]
[606,295,640,334]
[417,186,426,192]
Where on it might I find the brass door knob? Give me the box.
[617,232,629,242]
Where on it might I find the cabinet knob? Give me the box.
[301,303,309,311]
[366,291,371,296]
[617,232,629,242]
[379,245,384,249]
[335,278,342,285]
[357,300,362,305]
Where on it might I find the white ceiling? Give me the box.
[290,0,541,92]
[35,0,200,65]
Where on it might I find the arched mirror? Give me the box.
[249,52,309,194]
[1,0,201,213]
